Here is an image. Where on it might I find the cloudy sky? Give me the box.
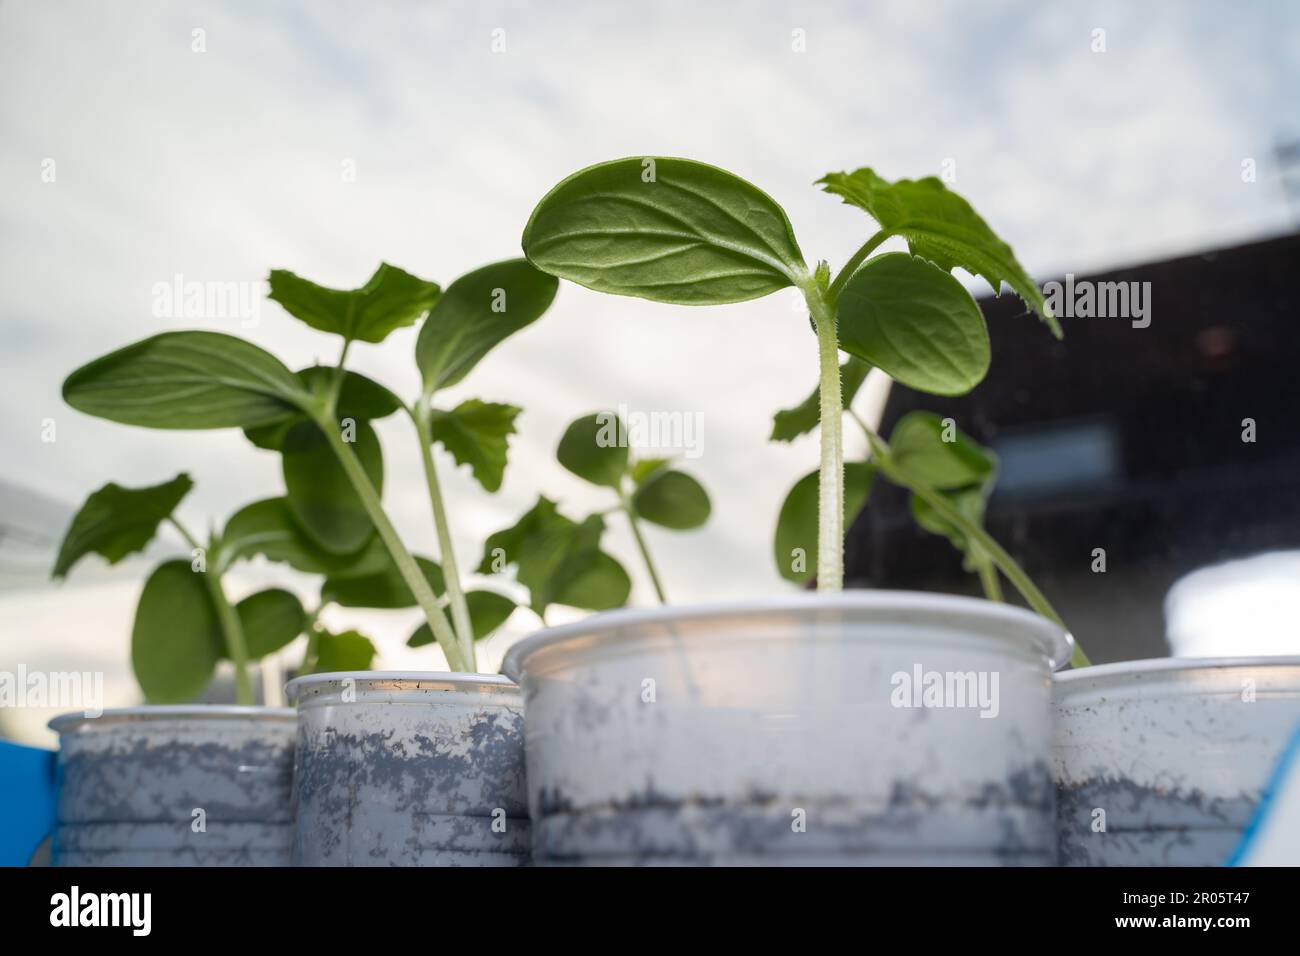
[2,0,1297,731]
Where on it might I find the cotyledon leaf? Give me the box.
[63,331,308,430]
[524,157,807,305]
[837,253,989,397]
[416,259,558,392]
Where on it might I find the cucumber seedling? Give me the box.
[556,411,710,603]
[52,474,377,704]
[62,259,559,673]
[522,157,1086,665]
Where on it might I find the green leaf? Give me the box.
[268,262,440,345]
[630,457,672,486]
[405,625,434,648]
[416,259,558,392]
[63,332,306,430]
[244,368,401,451]
[837,253,989,397]
[523,157,807,305]
[282,419,383,555]
[888,412,995,490]
[910,486,988,554]
[557,413,628,489]
[408,589,516,647]
[479,497,628,616]
[299,367,403,419]
[53,473,193,579]
[554,551,631,610]
[464,589,518,639]
[773,463,875,585]
[322,555,445,609]
[235,588,305,659]
[770,356,872,442]
[910,485,998,575]
[243,420,295,452]
[310,629,377,673]
[819,168,1059,337]
[426,399,521,492]
[131,560,222,703]
[219,498,388,577]
[632,470,711,530]
[888,413,999,571]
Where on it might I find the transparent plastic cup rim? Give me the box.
[49,704,295,734]
[1055,654,1300,684]
[502,590,1075,680]
[284,670,515,706]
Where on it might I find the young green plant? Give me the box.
[556,411,711,603]
[52,474,377,705]
[474,493,632,628]
[64,259,557,674]
[522,157,1085,665]
[266,259,558,670]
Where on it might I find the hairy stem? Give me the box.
[316,413,467,671]
[413,402,476,671]
[623,500,668,604]
[172,518,253,704]
[859,424,1089,668]
[802,277,845,591]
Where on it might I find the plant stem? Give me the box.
[801,276,845,591]
[826,229,890,301]
[207,574,254,705]
[330,339,352,407]
[857,423,1090,668]
[975,554,1004,603]
[304,603,323,630]
[297,605,324,676]
[170,517,254,704]
[622,500,668,604]
[315,413,467,672]
[412,401,476,671]
[301,626,321,676]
